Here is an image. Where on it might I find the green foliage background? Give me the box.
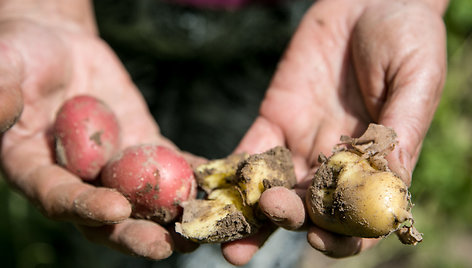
[1,0,472,267]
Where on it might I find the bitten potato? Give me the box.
[176,146,296,243]
[101,144,197,224]
[53,95,121,181]
[306,124,422,245]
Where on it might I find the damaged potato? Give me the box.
[175,188,255,243]
[176,146,296,243]
[194,153,248,194]
[306,124,422,245]
[238,147,297,206]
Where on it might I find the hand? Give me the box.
[0,2,198,259]
[222,0,447,264]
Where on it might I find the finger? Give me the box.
[352,1,446,181]
[0,87,23,133]
[235,116,285,154]
[28,165,131,225]
[180,150,207,169]
[0,41,24,133]
[259,187,305,230]
[307,225,362,258]
[236,116,309,181]
[168,225,199,254]
[221,224,277,266]
[2,134,131,225]
[77,219,174,260]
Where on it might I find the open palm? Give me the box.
[0,16,195,259]
[223,0,446,264]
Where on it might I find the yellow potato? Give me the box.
[306,124,422,244]
[176,146,297,243]
[307,151,412,238]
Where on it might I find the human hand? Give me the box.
[222,0,447,264]
[0,1,199,259]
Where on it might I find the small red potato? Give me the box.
[53,95,121,181]
[101,145,197,224]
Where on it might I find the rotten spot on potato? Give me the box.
[306,124,422,244]
[176,146,296,243]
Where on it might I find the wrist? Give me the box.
[0,0,97,34]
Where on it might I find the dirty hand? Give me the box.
[223,0,447,265]
[0,1,198,259]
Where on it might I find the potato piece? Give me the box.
[306,124,422,244]
[237,146,296,205]
[176,146,296,243]
[176,188,255,243]
[207,188,257,225]
[194,153,248,193]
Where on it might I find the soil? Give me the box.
[177,200,252,243]
[238,146,297,189]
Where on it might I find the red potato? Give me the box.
[101,145,197,224]
[53,95,121,181]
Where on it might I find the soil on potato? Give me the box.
[194,153,247,186]
[309,159,340,217]
[89,131,103,146]
[180,200,252,243]
[238,146,296,189]
[309,124,399,224]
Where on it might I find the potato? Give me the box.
[194,153,248,194]
[53,95,121,181]
[176,146,296,243]
[237,146,296,206]
[306,124,422,245]
[101,144,197,224]
[176,188,256,243]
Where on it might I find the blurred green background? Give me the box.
[1,0,472,267]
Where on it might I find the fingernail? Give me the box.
[147,239,173,260]
[307,230,327,252]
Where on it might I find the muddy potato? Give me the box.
[307,151,412,238]
[176,146,296,243]
[237,146,296,206]
[306,124,422,244]
[101,144,197,224]
[194,153,248,194]
[53,95,121,181]
[176,188,255,243]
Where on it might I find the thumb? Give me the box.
[235,116,285,154]
[0,47,24,133]
[0,88,23,133]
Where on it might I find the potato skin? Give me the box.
[101,145,197,224]
[53,95,121,181]
[307,151,412,238]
